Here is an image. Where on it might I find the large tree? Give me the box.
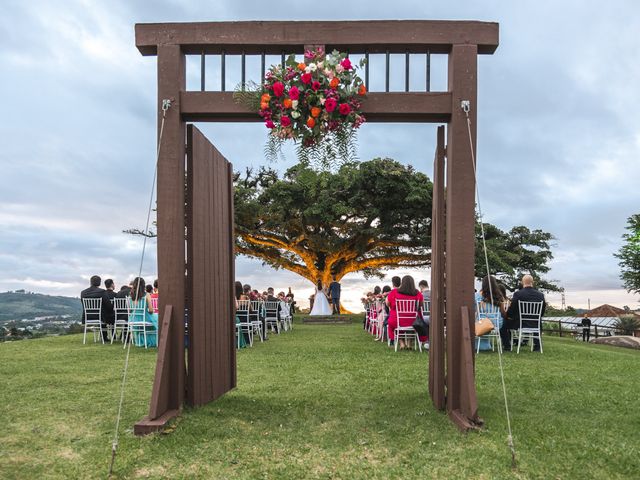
[234,158,432,286]
[614,214,640,294]
[474,222,560,292]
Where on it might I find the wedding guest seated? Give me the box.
[234,281,248,348]
[476,275,506,351]
[129,277,157,347]
[386,275,427,348]
[504,274,546,352]
[80,275,114,342]
[418,280,430,301]
[103,278,117,329]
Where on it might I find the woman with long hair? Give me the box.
[476,275,507,351]
[385,275,427,349]
[129,277,158,347]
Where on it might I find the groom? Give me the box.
[328,276,341,315]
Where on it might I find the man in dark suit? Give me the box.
[80,275,114,341]
[329,276,341,315]
[503,274,546,351]
[103,279,117,328]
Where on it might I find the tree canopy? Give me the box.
[474,223,560,292]
[234,158,432,285]
[614,214,640,294]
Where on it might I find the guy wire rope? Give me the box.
[461,100,517,470]
[108,99,172,478]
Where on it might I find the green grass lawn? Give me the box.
[1,316,639,479]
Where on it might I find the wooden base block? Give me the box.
[448,409,483,432]
[134,409,180,436]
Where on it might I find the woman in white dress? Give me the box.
[309,279,332,316]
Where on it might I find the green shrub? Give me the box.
[614,314,640,335]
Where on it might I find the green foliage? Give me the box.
[235,159,433,283]
[614,314,640,335]
[475,223,560,292]
[2,324,640,478]
[614,214,640,294]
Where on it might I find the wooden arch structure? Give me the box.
[133,20,499,434]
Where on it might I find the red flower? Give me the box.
[289,86,300,100]
[340,58,352,70]
[311,81,321,91]
[273,82,285,97]
[325,98,337,113]
[301,73,312,84]
[265,120,275,129]
[306,117,316,128]
[339,103,351,115]
[280,116,291,127]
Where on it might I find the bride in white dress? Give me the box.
[309,280,332,316]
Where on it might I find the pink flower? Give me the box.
[325,97,337,113]
[265,120,275,129]
[273,82,285,97]
[311,81,321,91]
[280,116,291,127]
[339,103,351,115]
[289,86,300,100]
[340,58,352,70]
[301,73,312,84]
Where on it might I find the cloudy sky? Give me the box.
[1,0,639,311]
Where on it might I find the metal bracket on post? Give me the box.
[162,99,172,112]
[461,100,470,113]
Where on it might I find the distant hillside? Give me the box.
[0,291,82,323]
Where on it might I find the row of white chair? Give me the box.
[475,300,544,354]
[235,300,293,348]
[81,297,156,349]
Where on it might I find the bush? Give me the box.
[614,315,640,335]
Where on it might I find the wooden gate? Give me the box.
[186,125,236,406]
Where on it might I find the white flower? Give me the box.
[319,97,326,105]
[335,64,344,74]
[316,61,324,69]
[291,111,301,119]
[292,100,299,109]
[308,62,317,72]
[305,66,312,73]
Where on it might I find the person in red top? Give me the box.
[386,275,426,348]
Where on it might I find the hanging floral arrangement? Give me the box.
[234,48,367,167]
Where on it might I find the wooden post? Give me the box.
[155,44,186,414]
[429,125,446,410]
[445,44,481,430]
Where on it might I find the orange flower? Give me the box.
[260,102,269,110]
[306,117,316,128]
[358,84,367,95]
[311,107,321,118]
[329,77,339,89]
[298,62,306,71]
[261,93,271,103]
[283,98,292,109]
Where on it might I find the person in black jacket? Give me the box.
[581,314,592,342]
[103,279,117,327]
[503,274,546,351]
[80,275,114,341]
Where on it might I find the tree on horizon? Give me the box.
[614,213,640,294]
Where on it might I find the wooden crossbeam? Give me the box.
[179,91,452,123]
[135,20,499,56]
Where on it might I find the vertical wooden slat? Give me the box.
[228,161,237,389]
[429,125,446,411]
[186,125,235,407]
[445,44,480,430]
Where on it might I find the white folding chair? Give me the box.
[475,301,503,354]
[279,301,292,331]
[111,297,130,344]
[236,299,253,347]
[394,299,422,352]
[264,301,281,334]
[124,298,154,349]
[516,300,544,353]
[82,297,104,344]
[249,300,264,341]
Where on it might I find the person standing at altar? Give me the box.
[329,276,341,314]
